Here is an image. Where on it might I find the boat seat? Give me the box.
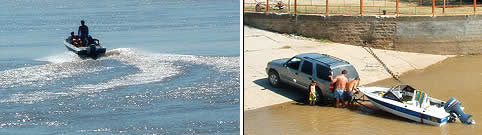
[412,90,430,108]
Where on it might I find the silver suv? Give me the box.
[266,53,359,101]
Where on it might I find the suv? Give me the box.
[266,53,359,101]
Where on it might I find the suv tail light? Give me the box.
[329,83,335,92]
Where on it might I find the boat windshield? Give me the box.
[383,85,416,102]
[385,85,434,107]
[389,84,416,92]
[383,91,402,102]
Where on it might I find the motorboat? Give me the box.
[64,36,106,60]
[359,84,475,126]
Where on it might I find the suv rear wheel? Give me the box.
[268,70,281,88]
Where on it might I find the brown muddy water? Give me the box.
[245,55,482,135]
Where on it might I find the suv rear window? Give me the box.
[316,64,331,81]
[301,61,313,75]
[332,66,359,80]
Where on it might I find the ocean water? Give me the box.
[0,0,240,134]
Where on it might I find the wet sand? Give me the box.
[245,55,482,135]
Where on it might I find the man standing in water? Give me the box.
[345,77,360,108]
[78,20,89,46]
[329,70,349,108]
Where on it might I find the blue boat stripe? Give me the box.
[366,96,448,124]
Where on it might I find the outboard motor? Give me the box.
[88,44,96,56]
[444,97,476,124]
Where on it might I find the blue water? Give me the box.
[0,0,239,134]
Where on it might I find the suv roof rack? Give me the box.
[319,54,350,64]
[302,54,350,67]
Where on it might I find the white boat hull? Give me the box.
[360,86,450,126]
[64,39,106,60]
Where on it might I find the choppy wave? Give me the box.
[0,48,239,104]
[0,57,113,89]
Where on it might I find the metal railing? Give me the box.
[244,0,482,16]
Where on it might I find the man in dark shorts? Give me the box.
[78,20,89,46]
[344,77,360,107]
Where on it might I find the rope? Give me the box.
[362,41,402,83]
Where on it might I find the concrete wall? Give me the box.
[243,12,296,33]
[244,12,482,55]
[395,16,482,54]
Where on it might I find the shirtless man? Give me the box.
[345,77,360,107]
[329,70,349,108]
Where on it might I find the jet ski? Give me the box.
[64,36,106,60]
